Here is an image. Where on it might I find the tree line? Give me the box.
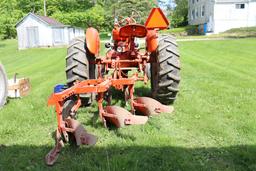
[0,0,188,40]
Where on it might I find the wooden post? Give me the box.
[44,0,47,16]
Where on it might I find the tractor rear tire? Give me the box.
[0,64,8,108]
[150,35,181,105]
[66,37,96,106]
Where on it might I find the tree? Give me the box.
[171,0,188,27]
[0,0,24,39]
[0,0,162,39]
[112,0,155,24]
[52,5,105,30]
[16,0,42,14]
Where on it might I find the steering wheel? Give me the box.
[130,10,141,24]
[116,10,141,26]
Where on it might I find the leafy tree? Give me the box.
[16,0,42,14]
[0,0,24,39]
[0,0,163,39]
[95,0,156,31]
[171,0,188,27]
[112,0,155,24]
[52,5,105,30]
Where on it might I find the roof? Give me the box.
[15,13,66,27]
[34,14,65,26]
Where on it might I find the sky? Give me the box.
[159,0,176,10]
[158,0,176,14]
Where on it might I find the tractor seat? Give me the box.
[119,24,148,38]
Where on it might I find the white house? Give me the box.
[188,0,256,34]
[16,13,84,49]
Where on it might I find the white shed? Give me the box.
[15,13,85,49]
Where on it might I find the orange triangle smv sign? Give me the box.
[145,8,169,30]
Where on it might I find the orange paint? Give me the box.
[112,27,126,41]
[146,30,158,52]
[85,27,100,55]
[119,24,148,38]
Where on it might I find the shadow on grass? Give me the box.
[0,144,255,170]
[109,85,152,103]
[0,43,5,48]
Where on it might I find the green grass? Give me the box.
[100,32,111,40]
[220,27,256,38]
[161,25,197,37]
[224,26,256,33]
[163,26,256,39]
[0,38,256,170]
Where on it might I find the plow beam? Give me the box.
[134,97,174,116]
[104,106,148,128]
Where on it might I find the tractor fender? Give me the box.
[146,30,158,53]
[85,27,100,56]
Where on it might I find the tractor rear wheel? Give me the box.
[0,64,8,108]
[66,37,96,106]
[150,35,181,105]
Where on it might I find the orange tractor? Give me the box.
[46,8,180,165]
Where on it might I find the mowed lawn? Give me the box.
[0,38,256,171]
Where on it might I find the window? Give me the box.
[195,8,198,18]
[53,28,64,43]
[201,5,205,17]
[192,0,195,4]
[236,4,245,9]
[192,10,195,20]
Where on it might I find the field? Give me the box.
[162,26,256,39]
[0,38,256,170]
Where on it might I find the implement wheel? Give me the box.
[0,64,8,108]
[150,35,181,105]
[66,37,96,106]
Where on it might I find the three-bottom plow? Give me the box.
[45,8,181,165]
[46,74,172,165]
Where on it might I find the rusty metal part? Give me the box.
[45,119,97,166]
[66,118,97,146]
[134,97,174,116]
[104,106,148,128]
[45,130,64,166]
